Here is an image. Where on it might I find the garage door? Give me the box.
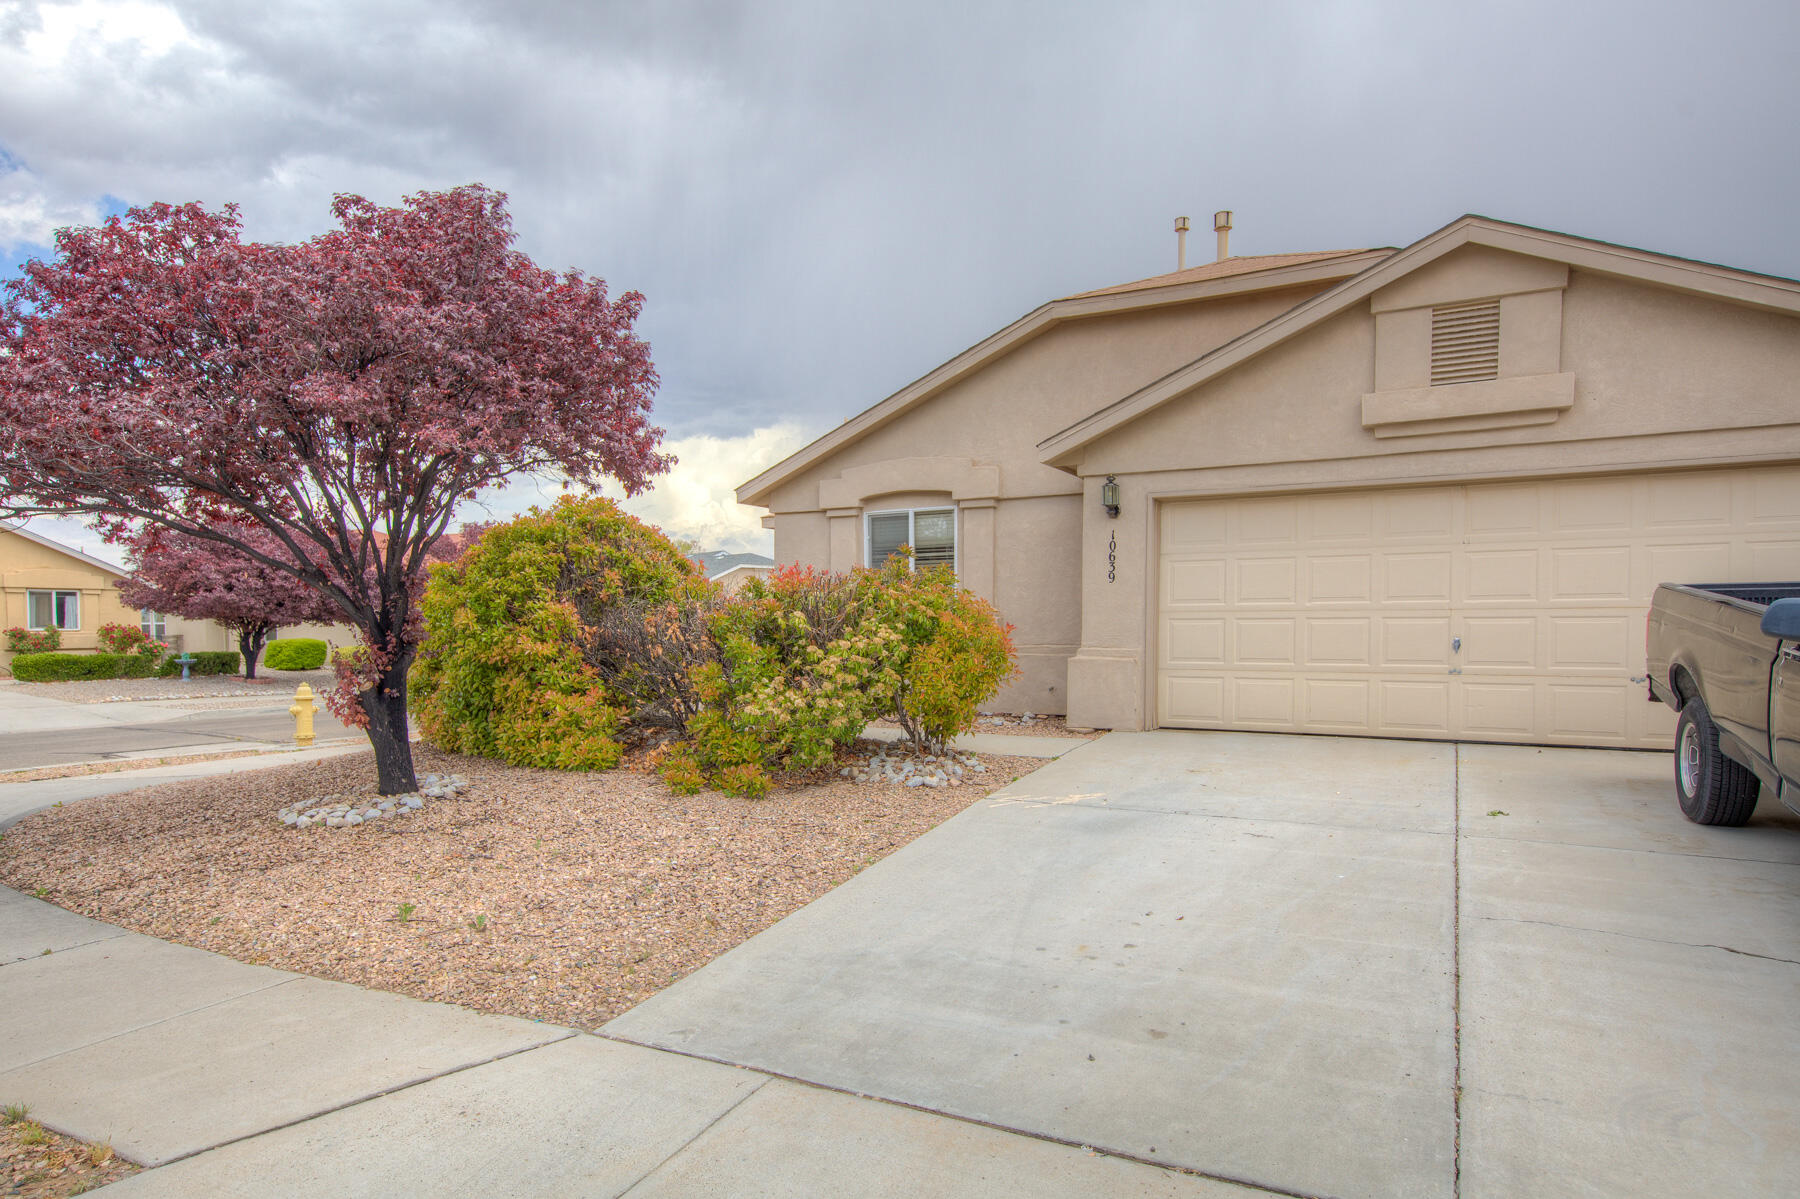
[1157,466,1800,747]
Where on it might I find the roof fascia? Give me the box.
[1036,217,1800,467]
[734,252,1386,508]
[3,522,126,576]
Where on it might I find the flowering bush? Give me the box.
[97,622,148,654]
[4,626,60,654]
[664,556,1015,797]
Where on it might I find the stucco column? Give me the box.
[957,499,997,602]
[1065,473,1148,731]
[825,508,862,572]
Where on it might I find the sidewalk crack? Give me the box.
[1478,916,1800,966]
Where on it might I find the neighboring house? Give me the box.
[0,524,350,671]
[689,549,775,593]
[1,525,143,669]
[739,215,1800,750]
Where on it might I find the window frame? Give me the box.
[26,589,81,631]
[864,505,958,575]
[141,610,167,640]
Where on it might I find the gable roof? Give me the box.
[1036,214,1800,467]
[736,247,1391,508]
[1,522,126,576]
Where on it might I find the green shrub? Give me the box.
[410,496,706,770]
[262,638,328,670]
[154,651,241,677]
[9,652,159,681]
[4,626,60,654]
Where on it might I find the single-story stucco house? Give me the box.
[0,524,346,672]
[738,214,1800,750]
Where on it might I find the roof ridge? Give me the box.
[1063,248,1380,300]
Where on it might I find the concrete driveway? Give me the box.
[605,730,1800,1199]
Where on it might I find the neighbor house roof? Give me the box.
[736,247,1393,508]
[689,549,774,580]
[1,523,127,576]
[1036,214,1800,467]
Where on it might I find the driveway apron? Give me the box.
[606,731,1461,1199]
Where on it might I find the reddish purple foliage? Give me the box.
[0,186,667,792]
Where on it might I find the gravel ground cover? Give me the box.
[6,670,335,704]
[0,1106,137,1197]
[869,712,1102,739]
[0,744,1045,1031]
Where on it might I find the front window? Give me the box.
[141,610,167,639]
[867,507,956,573]
[27,590,80,630]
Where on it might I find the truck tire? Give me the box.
[1675,699,1760,826]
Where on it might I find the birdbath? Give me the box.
[173,654,197,681]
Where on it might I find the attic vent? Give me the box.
[1430,299,1500,386]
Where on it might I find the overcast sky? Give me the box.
[4,0,1797,563]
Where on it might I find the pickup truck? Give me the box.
[1646,582,1800,825]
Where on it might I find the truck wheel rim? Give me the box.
[1679,722,1701,796]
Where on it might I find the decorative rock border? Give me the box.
[279,773,467,829]
[841,750,987,788]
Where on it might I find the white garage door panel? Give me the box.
[1157,465,1800,748]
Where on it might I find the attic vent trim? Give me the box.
[1430,299,1500,386]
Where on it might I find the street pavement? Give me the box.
[0,685,357,771]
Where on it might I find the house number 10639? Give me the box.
[1108,531,1116,583]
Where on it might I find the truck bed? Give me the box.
[1664,582,1800,610]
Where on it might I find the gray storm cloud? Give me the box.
[3,0,1797,550]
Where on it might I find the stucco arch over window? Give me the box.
[817,456,1000,599]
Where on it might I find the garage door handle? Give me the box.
[1451,636,1461,653]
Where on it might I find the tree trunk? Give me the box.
[239,626,271,680]
[360,654,418,795]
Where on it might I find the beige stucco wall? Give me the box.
[764,285,1337,713]
[1060,249,1800,730]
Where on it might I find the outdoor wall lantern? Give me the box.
[1101,475,1121,519]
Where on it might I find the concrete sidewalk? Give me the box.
[0,888,1227,1196]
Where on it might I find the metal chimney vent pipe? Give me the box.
[1174,216,1190,270]
[1214,210,1233,261]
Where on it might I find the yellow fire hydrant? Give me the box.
[290,683,318,747]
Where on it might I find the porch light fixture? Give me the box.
[1101,475,1120,519]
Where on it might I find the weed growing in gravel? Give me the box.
[17,1121,51,1146]
[396,902,417,923]
[86,1142,115,1167]
[2,1102,28,1124]
[469,914,487,932]
[31,886,47,898]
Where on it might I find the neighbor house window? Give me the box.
[866,507,956,573]
[141,610,167,640]
[27,590,80,631]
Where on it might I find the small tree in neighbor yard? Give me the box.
[0,186,666,793]
[117,521,342,679]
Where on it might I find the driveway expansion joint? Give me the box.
[0,972,304,1075]
[150,1029,581,1169]
[613,1069,773,1197]
[0,930,130,964]
[594,1032,1315,1197]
